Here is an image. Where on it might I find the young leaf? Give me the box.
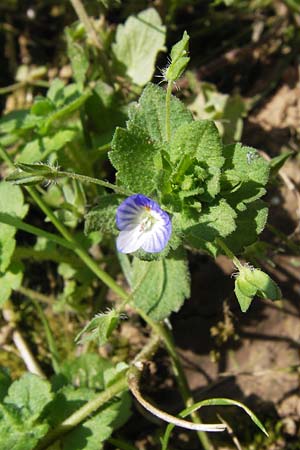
[112,8,166,86]
[170,120,224,199]
[131,248,190,320]
[165,31,190,82]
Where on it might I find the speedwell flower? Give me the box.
[116,194,172,254]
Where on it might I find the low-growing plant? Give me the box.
[0,4,285,449]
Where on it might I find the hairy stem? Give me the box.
[35,374,128,450]
[215,238,243,270]
[165,81,173,142]
[55,170,133,196]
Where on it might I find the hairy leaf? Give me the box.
[131,248,190,320]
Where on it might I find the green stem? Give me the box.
[165,81,173,142]
[136,308,213,450]
[27,187,128,301]
[0,212,75,251]
[215,238,243,270]
[55,170,133,196]
[17,286,55,306]
[35,374,128,450]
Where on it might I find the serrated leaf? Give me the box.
[75,310,120,346]
[221,143,269,207]
[46,386,96,428]
[131,248,190,320]
[128,83,193,143]
[84,194,122,236]
[112,8,166,86]
[185,199,237,256]
[223,200,268,254]
[62,391,131,450]
[170,120,224,199]
[0,403,48,450]
[110,124,163,195]
[4,373,53,422]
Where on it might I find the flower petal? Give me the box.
[116,226,147,254]
[141,221,172,253]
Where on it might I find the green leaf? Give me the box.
[0,182,28,272]
[66,27,89,88]
[31,97,55,116]
[46,386,95,428]
[17,129,78,163]
[129,83,193,143]
[170,120,224,199]
[234,282,253,312]
[110,124,163,195]
[60,354,113,390]
[4,373,53,422]
[221,143,269,207]
[269,150,294,176]
[161,397,268,450]
[131,248,190,320]
[62,391,131,450]
[84,194,122,236]
[112,8,166,86]
[0,262,24,307]
[0,403,48,450]
[223,200,268,254]
[0,110,28,135]
[185,199,237,256]
[75,310,120,346]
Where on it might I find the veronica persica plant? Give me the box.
[116,194,172,253]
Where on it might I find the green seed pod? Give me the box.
[245,268,281,301]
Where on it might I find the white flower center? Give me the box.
[139,209,157,233]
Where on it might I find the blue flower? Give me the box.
[116,194,172,254]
